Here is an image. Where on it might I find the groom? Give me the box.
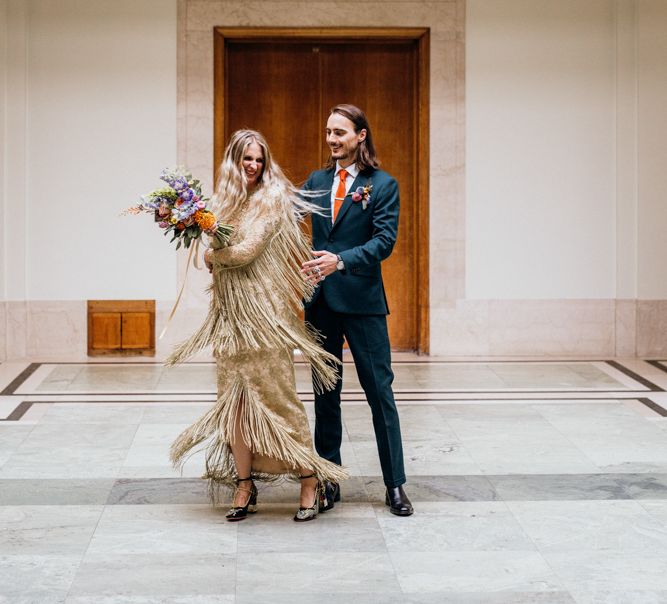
[301,104,413,516]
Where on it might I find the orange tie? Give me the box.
[333,169,348,223]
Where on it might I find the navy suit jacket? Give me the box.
[303,166,399,315]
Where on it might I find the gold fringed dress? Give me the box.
[166,184,348,500]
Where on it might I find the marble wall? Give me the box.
[176,0,466,319]
[177,0,469,353]
[175,0,667,358]
[1,0,667,360]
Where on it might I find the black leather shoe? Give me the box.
[319,481,340,512]
[385,486,414,516]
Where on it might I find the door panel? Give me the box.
[320,44,417,350]
[223,40,418,350]
[225,43,321,184]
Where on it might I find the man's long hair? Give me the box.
[325,104,380,171]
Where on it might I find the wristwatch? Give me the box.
[336,255,345,271]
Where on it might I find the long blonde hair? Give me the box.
[212,129,322,223]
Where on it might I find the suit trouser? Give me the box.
[305,294,406,488]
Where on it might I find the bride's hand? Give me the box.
[204,249,214,273]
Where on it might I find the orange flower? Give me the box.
[195,210,217,231]
[176,222,186,231]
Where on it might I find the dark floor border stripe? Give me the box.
[0,401,34,422]
[29,359,619,365]
[646,360,667,374]
[8,387,652,397]
[605,360,664,392]
[637,397,667,417]
[9,359,653,397]
[3,396,665,422]
[0,363,41,395]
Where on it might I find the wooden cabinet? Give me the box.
[88,300,155,356]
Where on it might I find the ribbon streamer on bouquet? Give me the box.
[159,239,203,340]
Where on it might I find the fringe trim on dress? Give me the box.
[169,377,349,504]
[166,210,339,394]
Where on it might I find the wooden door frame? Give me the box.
[214,27,430,354]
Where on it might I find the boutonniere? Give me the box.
[351,184,373,210]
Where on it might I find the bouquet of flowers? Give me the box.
[126,168,232,249]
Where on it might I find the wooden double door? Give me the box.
[215,30,429,352]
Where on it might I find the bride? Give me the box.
[167,129,348,522]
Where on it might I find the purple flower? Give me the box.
[173,177,188,192]
[352,191,362,202]
[160,170,175,186]
[180,188,194,202]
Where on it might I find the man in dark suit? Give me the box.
[301,104,413,516]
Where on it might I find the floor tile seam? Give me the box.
[500,499,661,569]
[636,500,667,530]
[107,423,143,477]
[59,530,91,603]
[346,449,366,490]
[433,411,488,476]
[531,405,605,472]
[485,363,587,392]
[0,420,40,470]
[0,426,43,472]
[369,488,400,589]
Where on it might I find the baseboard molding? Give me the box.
[1,298,666,360]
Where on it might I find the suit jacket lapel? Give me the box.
[331,170,367,231]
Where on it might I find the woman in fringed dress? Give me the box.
[167,130,348,522]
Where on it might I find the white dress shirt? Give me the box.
[330,161,359,219]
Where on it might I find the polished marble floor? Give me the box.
[1,356,667,603]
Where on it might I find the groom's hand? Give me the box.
[301,250,338,285]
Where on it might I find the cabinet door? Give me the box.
[90,312,121,350]
[88,300,156,356]
[121,312,152,349]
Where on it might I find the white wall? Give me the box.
[3,0,178,302]
[637,0,667,299]
[466,0,617,300]
[0,0,7,302]
[3,0,667,359]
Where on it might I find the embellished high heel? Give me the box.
[293,474,322,522]
[225,477,257,522]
